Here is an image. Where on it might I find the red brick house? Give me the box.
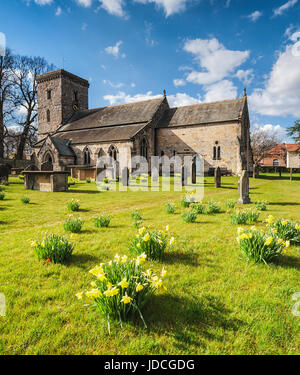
[260,143,300,167]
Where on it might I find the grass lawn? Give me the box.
[0,173,299,355]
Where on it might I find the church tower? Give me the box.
[36,69,90,140]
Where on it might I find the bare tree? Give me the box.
[12,56,54,160]
[0,49,15,158]
[250,128,283,177]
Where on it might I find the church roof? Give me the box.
[53,123,148,144]
[50,137,75,156]
[157,98,245,128]
[57,97,164,132]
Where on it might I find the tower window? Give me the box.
[47,90,51,100]
[84,147,91,165]
[73,90,78,103]
[46,109,50,123]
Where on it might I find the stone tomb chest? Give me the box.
[23,171,69,192]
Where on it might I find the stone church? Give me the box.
[33,69,252,179]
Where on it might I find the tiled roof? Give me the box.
[157,98,245,128]
[57,97,164,132]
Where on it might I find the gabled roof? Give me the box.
[53,123,148,144]
[57,97,164,133]
[267,143,300,155]
[157,98,246,128]
[50,137,75,156]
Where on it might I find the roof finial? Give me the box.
[163,89,166,97]
[243,87,247,97]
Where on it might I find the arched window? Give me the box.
[47,109,50,123]
[108,145,118,166]
[73,90,78,102]
[213,147,217,160]
[273,159,279,167]
[217,146,221,160]
[160,150,165,163]
[140,138,148,160]
[83,147,91,165]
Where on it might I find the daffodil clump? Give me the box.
[226,200,236,210]
[230,209,260,225]
[32,234,74,264]
[76,254,167,331]
[266,216,300,246]
[131,210,142,221]
[63,215,83,233]
[181,209,198,223]
[255,201,268,211]
[130,225,174,261]
[0,192,5,201]
[21,197,30,204]
[165,203,175,214]
[94,215,111,228]
[206,200,221,214]
[236,226,290,264]
[67,199,80,212]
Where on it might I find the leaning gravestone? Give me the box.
[214,167,221,188]
[0,164,10,184]
[238,170,251,204]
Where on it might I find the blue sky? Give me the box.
[1,0,300,140]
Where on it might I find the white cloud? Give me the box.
[167,93,201,107]
[204,80,237,102]
[134,0,188,17]
[249,33,300,117]
[81,22,88,31]
[252,123,287,141]
[131,83,136,87]
[55,6,62,16]
[104,41,126,58]
[99,0,126,17]
[103,80,124,88]
[184,38,250,85]
[273,0,298,16]
[103,91,202,107]
[77,0,93,6]
[173,78,186,87]
[236,69,254,85]
[247,10,262,22]
[34,0,52,5]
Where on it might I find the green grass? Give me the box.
[0,173,299,354]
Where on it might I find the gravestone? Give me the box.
[191,159,196,184]
[121,167,129,186]
[0,164,10,184]
[238,170,251,204]
[181,165,187,186]
[214,167,221,188]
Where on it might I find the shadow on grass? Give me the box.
[67,253,100,267]
[258,175,300,181]
[144,294,244,350]
[274,255,300,270]
[67,190,101,194]
[163,251,200,266]
[268,202,300,206]
[0,221,8,225]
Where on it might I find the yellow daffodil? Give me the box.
[144,269,152,277]
[90,281,97,287]
[121,293,133,304]
[41,240,45,248]
[266,215,275,224]
[114,254,120,262]
[285,240,290,248]
[137,243,141,248]
[96,272,106,281]
[121,255,128,264]
[161,267,167,278]
[104,287,119,297]
[107,282,113,289]
[169,237,175,245]
[31,241,37,247]
[250,226,257,231]
[237,227,244,234]
[166,225,169,232]
[158,238,163,245]
[295,224,300,231]
[85,289,101,299]
[139,227,146,235]
[143,233,150,242]
[277,238,283,245]
[271,228,277,234]
[118,278,128,289]
[281,220,288,226]
[136,283,144,292]
[265,237,273,246]
[75,292,84,300]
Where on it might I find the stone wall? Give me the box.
[156,121,243,176]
